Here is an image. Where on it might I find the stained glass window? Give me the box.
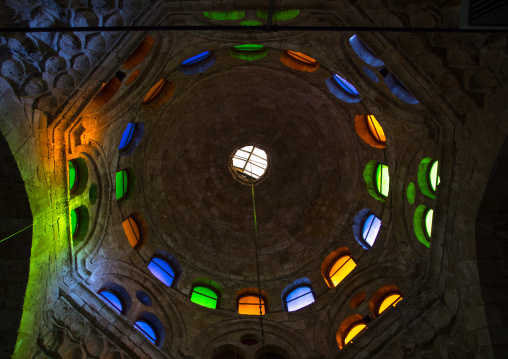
[99,290,123,314]
[333,74,359,96]
[122,216,141,249]
[344,322,367,346]
[377,293,403,316]
[143,79,167,105]
[285,286,315,312]
[328,255,356,287]
[134,320,157,344]
[366,115,386,143]
[148,257,175,287]
[362,214,381,247]
[71,208,79,236]
[231,145,268,182]
[238,295,265,315]
[181,51,212,66]
[116,170,129,200]
[191,286,218,309]
[429,160,440,192]
[424,209,434,238]
[69,161,77,191]
[376,164,390,198]
[286,50,317,65]
[119,123,135,151]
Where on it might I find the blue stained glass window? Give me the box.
[148,257,175,287]
[134,320,157,344]
[286,286,315,312]
[181,51,211,66]
[363,214,381,247]
[119,123,135,151]
[99,290,123,314]
[333,75,359,96]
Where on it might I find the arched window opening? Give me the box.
[281,278,316,312]
[353,209,382,250]
[376,164,389,198]
[413,205,432,248]
[89,77,121,110]
[98,290,124,314]
[336,314,368,349]
[384,73,419,104]
[354,114,387,148]
[325,75,361,103]
[280,50,320,72]
[180,51,216,75]
[424,208,434,239]
[369,285,403,318]
[230,44,268,61]
[418,157,440,199]
[134,312,165,347]
[321,248,357,288]
[285,286,315,312]
[363,161,389,202]
[363,214,381,247]
[70,206,89,245]
[68,157,88,196]
[116,168,136,201]
[191,286,219,309]
[257,9,300,21]
[122,213,147,250]
[119,123,144,156]
[237,288,268,315]
[141,79,176,110]
[203,11,245,21]
[134,320,157,344]
[122,36,154,70]
[147,251,182,288]
[349,34,384,67]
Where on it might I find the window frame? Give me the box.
[361,213,381,249]
[237,293,267,316]
[327,254,356,288]
[423,208,434,239]
[342,320,368,347]
[190,284,220,309]
[147,253,182,288]
[98,289,125,314]
[374,291,403,317]
[283,284,316,312]
[119,123,136,152]
[375,163,390,199]
[134,319,158,345]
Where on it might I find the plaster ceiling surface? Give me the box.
[131,66,364,281]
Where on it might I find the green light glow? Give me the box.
[429,160,440,192]
[376,164,389,197]
[116,170,128,200]
[69,161,76,191]
[71,209,78,236]
[418,157,438,199]
[203,11,245,21]
[240,20,263,26]
[257,9,300,21]
[407,182,415,204]
[424,209,434,238]
[231,45,267,61]
[413,205,430,248]
[191,286,218,309]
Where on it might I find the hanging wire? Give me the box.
[251,181,266,348]
[0,223,33,244]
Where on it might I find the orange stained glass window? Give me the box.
[285,50,317,65]
[329,255,356,287]
[122,216,141,248]
[238,295,265,315]
[366,115,386,143]
[344,323,367,345]
[142,79,167,105]
[377,293,403,315]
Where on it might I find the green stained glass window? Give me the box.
[407,182,415,204]
[424,209,434,238]
[203,11,245,21]
[69,161,77,191]
[191,286,218,309]
[256,9,300,21]
[240,20,263,26]
[231,44,267,61]
[116,170,129,200]
[71,209,79,236]
[376,164,389,198]
[429,160,440,192]
[234,44,264,52]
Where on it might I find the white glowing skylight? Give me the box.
[231,145,268,181]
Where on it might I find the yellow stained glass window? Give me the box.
[344,323,367,345]
[329,255,356,287]
[122,216,141,248]
[238,295,265,315]
[285,51,317,65]
[377,293,403,315]
[367,115,386,143]
[143,79,167,105]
